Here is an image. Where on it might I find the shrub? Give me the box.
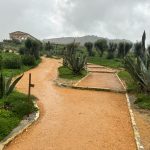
[22,55,36,66]
[3,54,22,69]
[19,47,27,55]
[4,92,36,118]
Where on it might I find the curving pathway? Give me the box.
[5,58,136,150]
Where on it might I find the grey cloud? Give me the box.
[0,0,150,43]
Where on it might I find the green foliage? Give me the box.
[95,39,108,57]
[19,47,27,55]
[45,41,54,57]
[0,73,23,98]
[117,42,132,58]
[2,53,22,69]
[22,55,36,66]
[63,42,87,74]
[58,66,87,80]
[118,71,138,92]
[88,56,123,68]
[124,31,150,92]
[0,91,36,141]
[134,42,142,57]
[0,112,20,141]
[0,43,4,51]
[25,38,42,60]
[84,42,94,56]
[135,94,150,109]
[107,43,117,59]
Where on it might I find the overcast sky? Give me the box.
[0,0,150,43]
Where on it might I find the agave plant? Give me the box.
[63,42,87,74]
[124,31,150,92]
[0,73,23,98]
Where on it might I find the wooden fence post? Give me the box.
[28,73,34,101]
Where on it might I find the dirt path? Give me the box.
[4,58,136,150]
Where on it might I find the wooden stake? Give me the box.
[28,73,34,101]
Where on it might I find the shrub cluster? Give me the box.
[21,55,36,66]
[3,54,22,69]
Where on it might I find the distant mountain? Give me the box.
[43,35,132,45]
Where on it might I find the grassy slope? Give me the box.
[0,91,37,141]
[118,70,150,110]
[88,56,123,68]
[3,58,41,77]
[58,66,87,80]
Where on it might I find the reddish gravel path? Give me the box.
[4,58,136,150]
[78,65,124,91]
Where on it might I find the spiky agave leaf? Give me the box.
[6,74,24,96]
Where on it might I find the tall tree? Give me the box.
[95,39,108,57]
[117,42,132,58]
[84,42,93,56]
[107,43,117,59]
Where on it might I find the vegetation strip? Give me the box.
[116,73,144,150]
[0,101,39,150]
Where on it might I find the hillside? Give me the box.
[44,35,132,45]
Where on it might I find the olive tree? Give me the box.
[95,39,108,57]
[84,42,93,56]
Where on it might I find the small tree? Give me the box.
[117,42,132,58]
[124,42,132,56]
[84,42,93,56]
[95,39,108,57]
[25,38,41,60]
[134,42,142,57]
[25,38,32,55]
[107,43,117,59]
[45,42,53,57]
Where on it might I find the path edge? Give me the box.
[0,100,40,150]
[116,73,144,150]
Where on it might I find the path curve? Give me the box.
[5,58,136,150]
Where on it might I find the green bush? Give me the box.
[0,91,37,141]
[0,109,20,141]
[22,55,36,66]
[3,54,22,69]
[135,94,150,109]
